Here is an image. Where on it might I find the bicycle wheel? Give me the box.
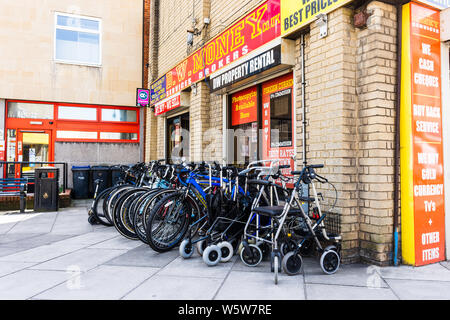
[134,189,177,244]
[113,188,149,240]
[105,185,135,224]
[92,187,116,226]
[146,192,197,252]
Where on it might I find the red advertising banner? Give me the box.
[154,94,181,116]
[150,0,281,105]
[231,86,258,126]
[406,2,445,266]
[261,73,295,177]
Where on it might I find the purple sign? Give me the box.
[136,88,150,107]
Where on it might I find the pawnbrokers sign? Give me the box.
[210,45,281,92]
[400,2,445,266]
[149,0,281,105]
[281,0,352,36]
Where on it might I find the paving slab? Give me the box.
[88,236,144,250]
[29,248,128,272]
[6,221,54,234]
[0,234,73,249]
[123,274,223,300]
[0,246,31,258]
[440,261,450,271]
[385,279,450,300]
[158,256,235,279]
[51,231,118,246]
[105,244,179,268]
[0,261,35,278]
[0,243,86,263]
[0,222,16,234]
[215,270,304,300]
[304,262,389,288]
[33,265,158,300]
[305,283,398,300]
[50,215,94,235]
[0,233,45,244]
[0,269,71,300]
[379,263,450,282]
[0,213,41,226]
[231,258,273,273]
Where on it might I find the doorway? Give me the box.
[10,130,53,181]
[166,113,190,163]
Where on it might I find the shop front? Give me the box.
[210,41,296,171]
[152,91,190,163]
[146,0,450,265]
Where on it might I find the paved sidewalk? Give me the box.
[1,200,450,300]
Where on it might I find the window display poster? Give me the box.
[231,86,258,126]
[400,2,445,266]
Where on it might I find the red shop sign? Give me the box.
[154,94,181,116]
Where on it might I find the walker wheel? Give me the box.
[196,239,208,256]
[320,249,340,275]
[240,244,262,267]
[202,245,222,266]
[179,239,194,259]
[218,241,234,262]
[282,251,303,275]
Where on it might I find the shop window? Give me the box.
[57,131,97,140]
[166,114,189,163]
[270,88,292,148]
[7,102,54,119]
[230,86,258,165]
[99,132,138,140]
[58,106,97,121]
[55,13,101,65]
[101,109,137,122]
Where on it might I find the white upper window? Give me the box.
[54,13,101,66]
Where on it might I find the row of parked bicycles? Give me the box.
[87,158,342,284]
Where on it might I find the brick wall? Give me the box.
[356,1,397,265]
[298,1,397,265]
[302,7,360,263]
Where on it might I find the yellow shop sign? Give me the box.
[281,0,353,36]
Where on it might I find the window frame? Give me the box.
[54,12,102,67]
[100,107,139,124]
[57,105,98,122]
[5,100,140,144]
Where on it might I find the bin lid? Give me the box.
[91,165,111,170]
[72,165,90,170]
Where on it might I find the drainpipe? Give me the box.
[393,1,403,266]
[301,33,307,167]
[141,0,147,162]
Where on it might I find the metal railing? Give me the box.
[0,161,68,192]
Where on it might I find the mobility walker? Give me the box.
[240,164,341,284]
